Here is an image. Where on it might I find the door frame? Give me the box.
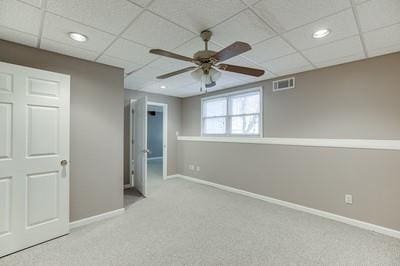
[129,99,168,188]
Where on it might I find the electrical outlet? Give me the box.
[345,194,353,205]
[188,164,194,171]
[196,166,200,171]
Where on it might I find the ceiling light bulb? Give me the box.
[313,29,331,39]
[160,85,166,89]
[69,32,88,42]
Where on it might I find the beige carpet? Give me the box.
[2,178,400,265]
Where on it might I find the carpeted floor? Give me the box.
[2,178,400,265]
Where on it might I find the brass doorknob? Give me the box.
[60,160,68,166]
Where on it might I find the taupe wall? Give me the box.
[182,52,400,139]
[179,52,400,231]
[124,90,182,185]
[178,141,400,231]
[0,40,124,222]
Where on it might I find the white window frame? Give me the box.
[201,87,263,137]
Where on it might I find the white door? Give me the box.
[0,62,70,257]
[133,96,147,196]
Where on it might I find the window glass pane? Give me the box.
[230,91,260,115]
[231,115,260,135]
[203,97,227,117]
[203,117,226,134]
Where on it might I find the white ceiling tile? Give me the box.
[46,0,142,34]
[210,9,275,46]
[283,9,358,51]
[123,11,195,50]
[146,57,193,73]
[148,0,246,33]
[42,13,115,52]
[96,55,142,73]
[353,0,369,4]
[162,72,194,88]
[124,75,148,90]
[357,0,400,32]
[253,0,350,32]
[128,65,165,82]
[104,38,156,65]
[174,37,223,58]
[363,23,400,57]
[242,0,262,5]
[19,0,42,8]
[303,35,364,66]
[314,53,365,68]
[0,0,41,35]
[0,26,38,47]
[244,36,295,63]
[263,53,313,75]
[40,38,98,60]
[127,0,152,8]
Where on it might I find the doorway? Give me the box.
[128,98,167,198]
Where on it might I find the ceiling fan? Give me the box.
[149,30,265,92]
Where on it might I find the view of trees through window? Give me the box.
[202,89,261,136]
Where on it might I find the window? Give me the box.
[201,88,262,136]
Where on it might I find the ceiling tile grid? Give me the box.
[252,0,351,33]
[0,25,38,47]
[148,0,247,33]
[40,38,98,60]
[363,23,400,57]
[42,13,116,53]
[210,9,275,46]
[262,53,314,76]
[0,0,42,35]
[0,0,400,97]
[302,35,365,67]
[283,9,359,51]
[46,0,143,34]
[122,11,195,50]
[243,36,295,63]
[356,0,400,33]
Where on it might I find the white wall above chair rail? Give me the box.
[177,136,400,151]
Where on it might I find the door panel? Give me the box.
[133,96,147,196]
[27,171,59,227]
[0,62,70,257]
[27,105,59,157]
[0,176,11,236]
[0,103,12,159]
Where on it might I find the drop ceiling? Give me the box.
[1,0,400,97]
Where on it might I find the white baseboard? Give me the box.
[148,156,163,161]
[70,208,125,229]
[176,174,400,239]
[165,174,179,180]
[124,184,132,189]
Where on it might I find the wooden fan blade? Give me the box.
[157,66,197,79]
[218,64,265,77]
[212,42,251,62]
[150,49,195,63]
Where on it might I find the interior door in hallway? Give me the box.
[0,62,70,257]
[133,96,148,196]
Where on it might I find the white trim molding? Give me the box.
[171,175,400,239]
[177,136,400,151]
[69,208,125,229]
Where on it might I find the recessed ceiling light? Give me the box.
[160,85,166,89]
[313,29,331,39]
[69,32,88,42]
